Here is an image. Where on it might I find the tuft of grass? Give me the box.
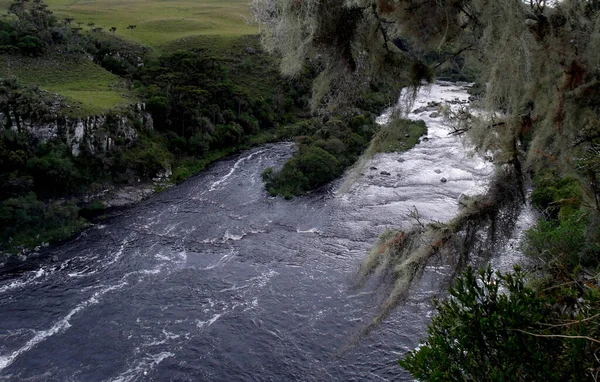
[0,54,134,116]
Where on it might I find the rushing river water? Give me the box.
[0,83,528,381]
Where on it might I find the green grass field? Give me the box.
[0,0,259,115]
[0,54,133,116]
[0,0,257,50]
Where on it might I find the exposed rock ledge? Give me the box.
[0,103,153,156]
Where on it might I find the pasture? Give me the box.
[0,0,258,50]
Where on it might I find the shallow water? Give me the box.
[0,83,516,381]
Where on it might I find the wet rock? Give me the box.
[51,255,59,262]
[370,166,378,170]
[397,158,405,163]
[421,137,430,142]
[440,177,447,183]
[380,171,391,176]
[429,112,440,118]
[434,169,442,174]
[103,185,155,208]
[412,106,428,114]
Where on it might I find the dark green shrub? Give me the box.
[400,266,599,382]
[524,211,600,272]
[17,35,45,56]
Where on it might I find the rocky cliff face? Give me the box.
[0,103,153,156]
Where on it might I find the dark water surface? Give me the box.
[0,84,508,381]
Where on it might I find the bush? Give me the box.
[261,114,377,198]
[0,193,85,251]
[262,145,339,198]
[400,266,600,381]
[530,174,581,220]
[17,35,45,56]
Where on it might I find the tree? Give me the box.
[109,26,117,35]
[126,24,136,39]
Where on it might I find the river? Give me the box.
[0,83,526,381]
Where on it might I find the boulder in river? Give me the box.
[380,171,391,176]
[440,177,448,183]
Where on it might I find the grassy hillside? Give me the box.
[0,0,258,115]
[0,0,257,50]
[0,54,133,116]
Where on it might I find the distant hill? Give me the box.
[0,0,258,51]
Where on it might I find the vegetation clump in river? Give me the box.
[262,117,427,199]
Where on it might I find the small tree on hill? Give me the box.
[126,24,136,39]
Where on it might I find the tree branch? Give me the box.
[511,329,600,345]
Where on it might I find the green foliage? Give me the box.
[531,173,581,220]
[112,133,173,180]
[16,35,45,56]
[262,114,377,198]
[526,172,600,273]
[369,118,427,154]
[0,192,85,252]
[525,212,600,272]
[400,266,600,381]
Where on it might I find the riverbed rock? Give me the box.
[370,166,378,170]
[103,185,155,208]
[440,177,448,183]
[380,171,391,176]
[412,106,428,114]
[434,169,442,174]
[429,112,440,118]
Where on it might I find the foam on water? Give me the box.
[109,351,174,382]
[0,282,127,371]
[0,268,46,294]
[209,149,266,191]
